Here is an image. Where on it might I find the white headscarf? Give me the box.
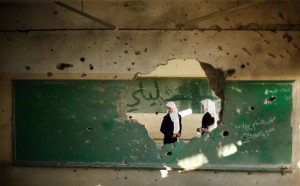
[166,101,180,134]
[201,99,218,130]
[201,99,216,118]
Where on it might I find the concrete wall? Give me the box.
[1,1,300,185]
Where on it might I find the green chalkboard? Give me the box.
[13,79,293,172]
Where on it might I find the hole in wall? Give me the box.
[56,63,73,70]
[80,57,85,62]
[264,96,276,104]
[222,130,229,137]
[125,60,225,144]
[89,64,94,70]
[47,72,53,77]
[86,127,93,131]
[249,106,255,111]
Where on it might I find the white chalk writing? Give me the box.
[266,88,291,94]
[231,116,276,143]
[241,127,275,143]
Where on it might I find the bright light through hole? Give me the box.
[236,140,242,146]
[178,153,208,171]
[218,143,237,157]
[160,170,168,178]
[298,161,300,168]
[179,108,193,117]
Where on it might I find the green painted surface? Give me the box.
[13,79,293,171]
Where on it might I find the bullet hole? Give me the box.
[283,33,293,42]
[50,48,54,52]
[124,50,128,54]
[80,57,85,62]
[114,61,117,64]
[226,52,230,55]
[129,115,132,119]
[25,66,31,70]
[81,73,87,77]
[86,127,93,131]
[268,53,276,58]
[85,139,93,144]
[264,96,276,104]
[114,75,118,79]
[155,112,158,115]
[127,68,131,71]
[217,46,223,51]
[264,39,270,45]
[226,69,236,76]
[167,151,172,156]
[240,64,246,69]
[47,72,53,77]
[125,42,128,45]
[222,130,229,137]
[2,110,4,113]
[242,47,252,55]
[155,179,157,182]
[131,62,135,65]
[116,36,120,39]
[124,176,128,179]
[73,169,77,172]
[135,51,141,55]
[144,48,147,52]
[53,11,58,15]
[278,12,285,20]
[123,2,129,7]
[56,63,73,70]
[249,106,255,111]
[89,64,94,70]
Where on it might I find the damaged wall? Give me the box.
[1,1,300,186]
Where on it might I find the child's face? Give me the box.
[167,107,173,113]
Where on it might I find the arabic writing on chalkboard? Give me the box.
[231,116,276,143]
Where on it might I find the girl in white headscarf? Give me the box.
[197,99,217,136]
[160,101,182,145]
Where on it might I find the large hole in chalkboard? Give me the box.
[124,59,222,144]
